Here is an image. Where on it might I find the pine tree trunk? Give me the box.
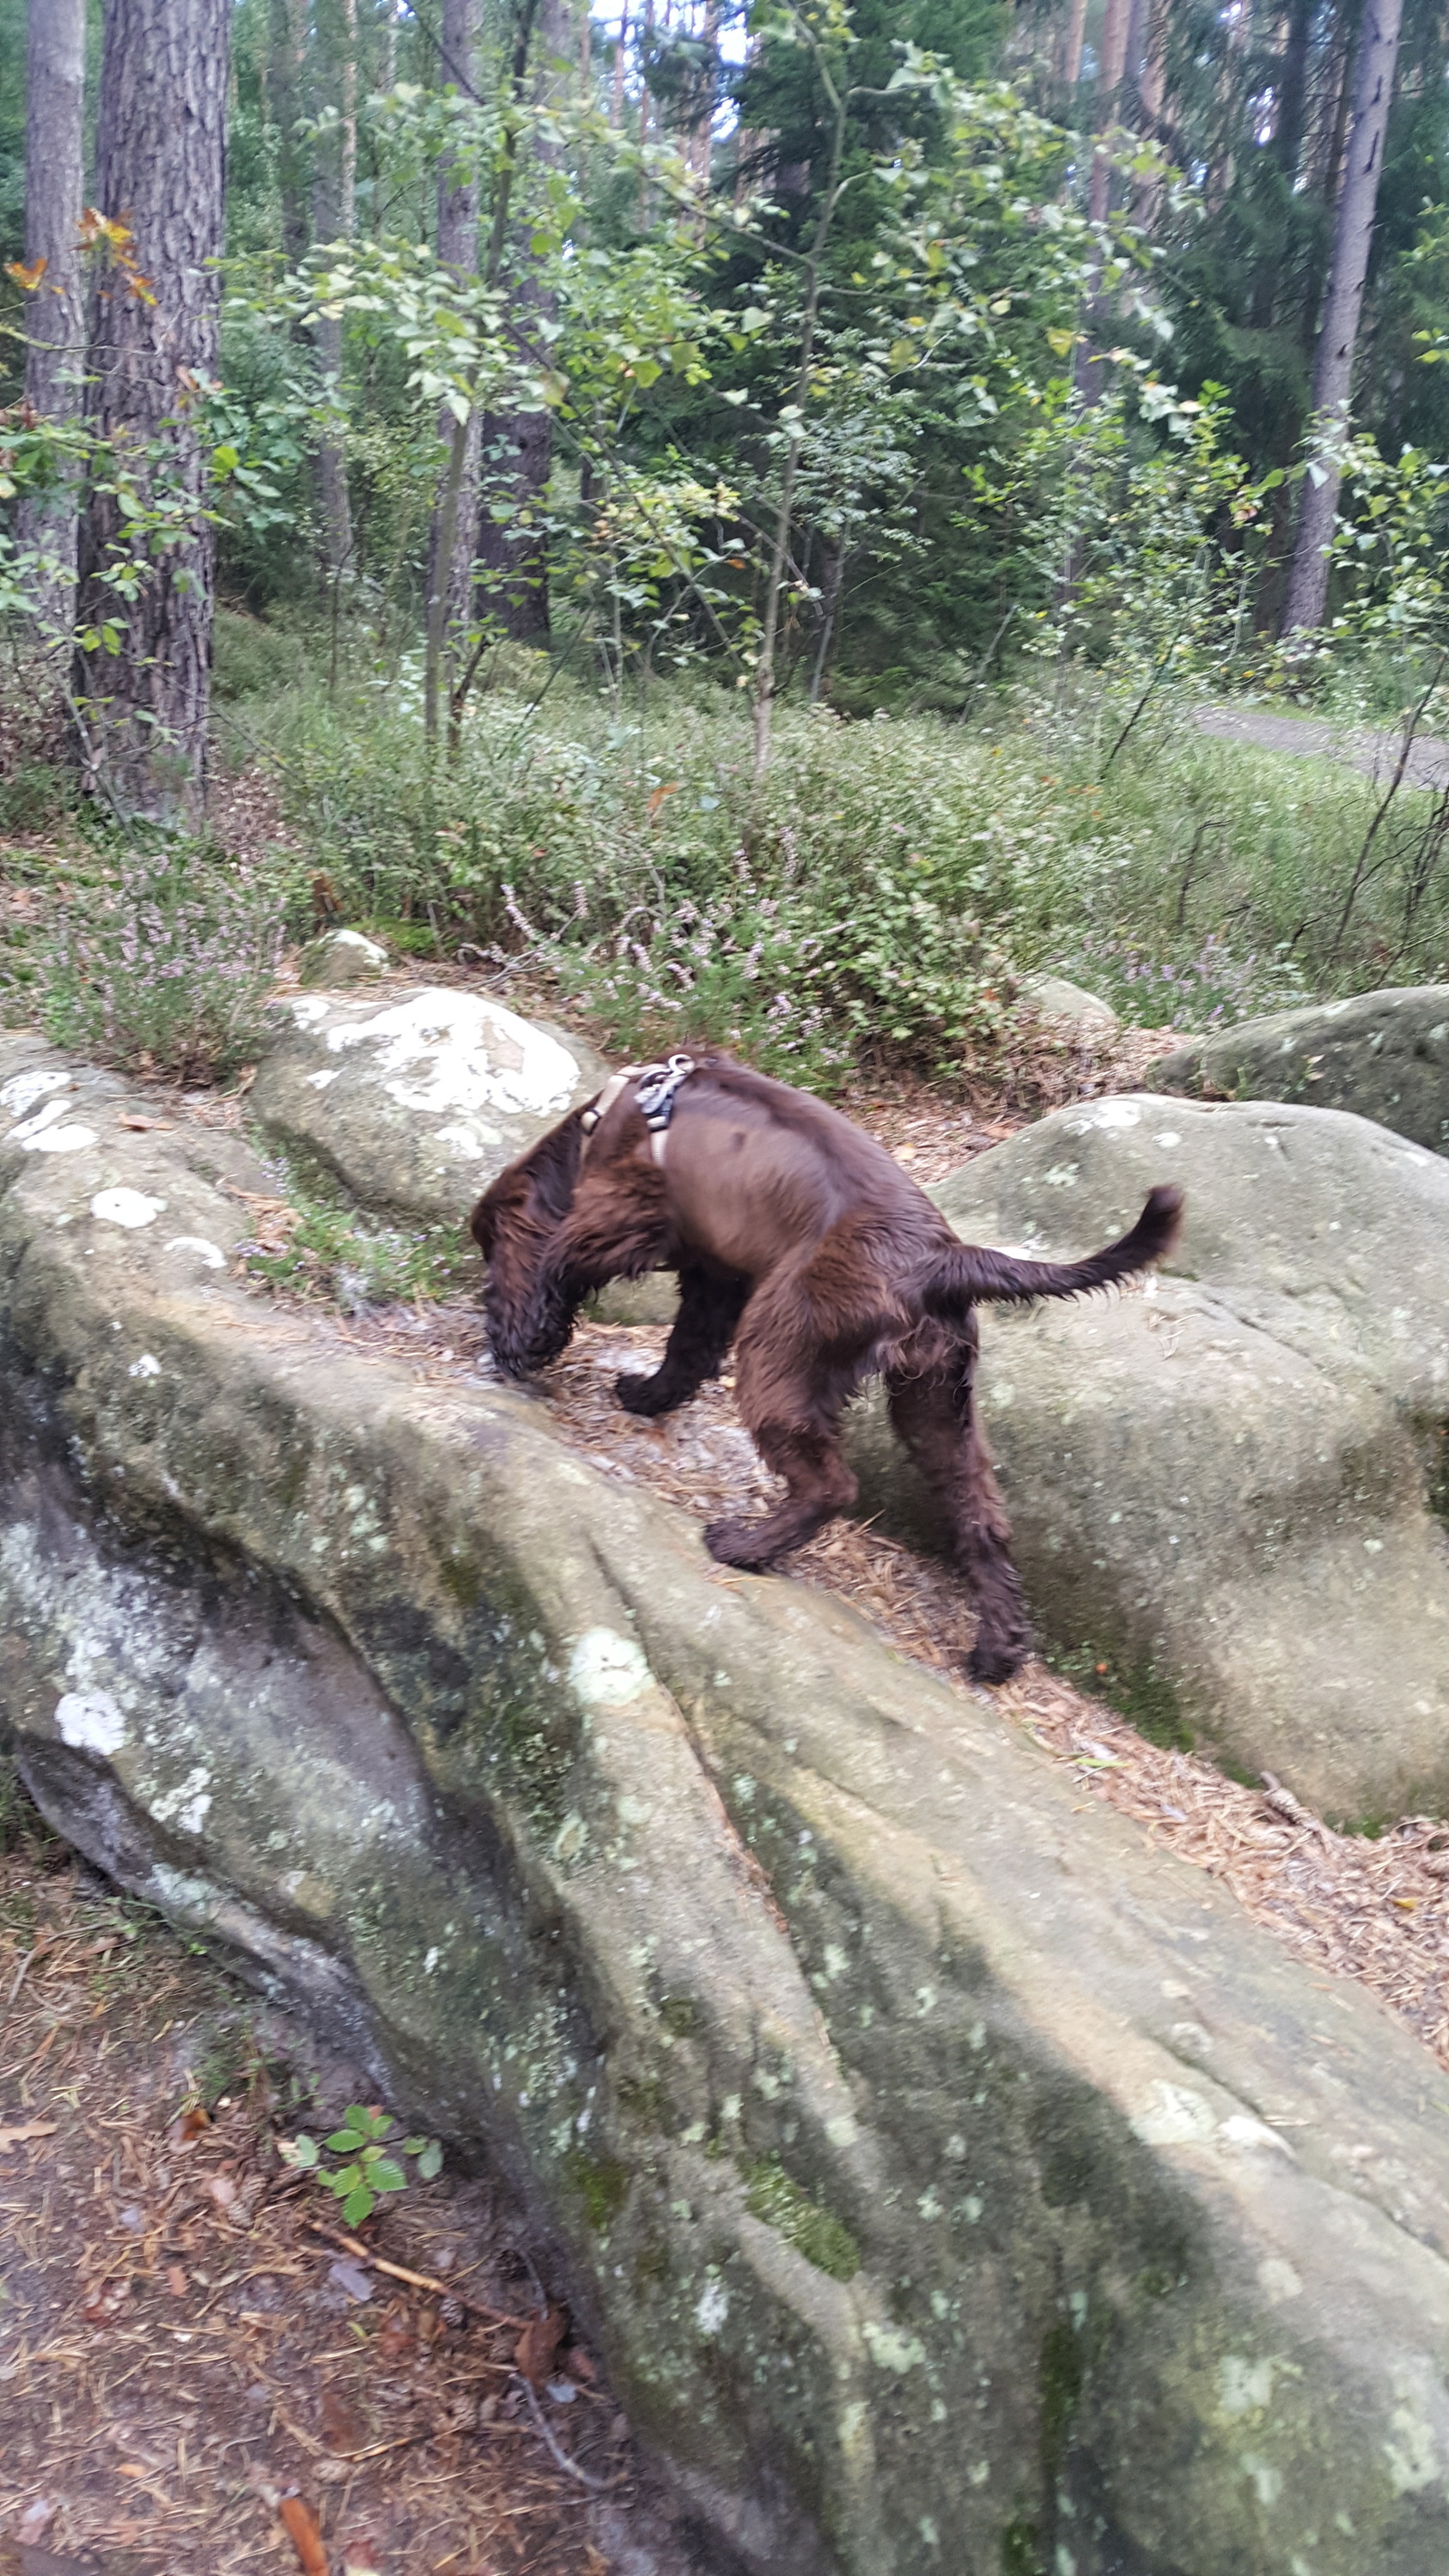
[270,0,308,264]
[71,0,231,826]
[310,0,356,586]
[17,0,86,635]
[472,0,560,654]
[1075,0,1132,401]
[1057,0,1089,95]
[427,0,482,743]
[1282,0,1405,637]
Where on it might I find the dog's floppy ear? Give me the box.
[469,1104,588,1258]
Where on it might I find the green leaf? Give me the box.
[326,2128,367,2154]
[341,2183,376,2227]
[369,2158,408,2194]
[416,2140,443,2181]
[279,2133,319,2170]
[325,2163,363,2197]
[401,2136,428,2156]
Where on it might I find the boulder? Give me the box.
[5,1034,1449,2573]
[250,984,607,1223]
[1014,974,1120,1046]
[297,926,389,986]
[1149,985,1449,1155]
[848,1094,1449,1824]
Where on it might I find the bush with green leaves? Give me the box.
[41,841,287,1085]
[279,2103,442,2227]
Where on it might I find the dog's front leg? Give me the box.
[616,1262,750,1418]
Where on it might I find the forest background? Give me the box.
[4,0,1449,1095]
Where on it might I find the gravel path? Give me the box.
[1194,700,1449,790]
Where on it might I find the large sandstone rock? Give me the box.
[1015,973,1120,1046]
[251,984,607,1221]
[849,1095,1449,1825]
[5,1036,1449,2572]
[1150,986,1449,1154]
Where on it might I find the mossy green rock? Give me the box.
[4,1040,1449,2572]
[1149,986,1449,1155]
[848,1095,1449,1825]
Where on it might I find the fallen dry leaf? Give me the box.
[174,2103,210,2145]
[514,2302,568,2389]
[166,2263,187,2299]
[14,2500,55,2545]
[279,2493,329,2576]
[0,2121,57,2151]
[118,1115,171,1132]
[339,2534,384,2576]
[375,2304,413,2361]
[320,2385,367,2455]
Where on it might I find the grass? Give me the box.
[8,617,1449,1103]
[218,622,1449,1088]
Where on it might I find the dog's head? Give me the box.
[471,1105,588,1376]
[470,1105,587,1259]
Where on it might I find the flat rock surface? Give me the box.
[846,1094,1449,1825]
[4,1035,1449,2572]
[250,984,606,1222]
[1150,985,1449,1155]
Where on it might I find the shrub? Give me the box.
[42,843,285,1084]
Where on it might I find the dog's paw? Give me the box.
[965,1634,1030,1688]
[615,1370,672,1417]
[703,1516,776,1571]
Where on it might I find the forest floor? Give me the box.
[1195,698,1449,790]
[0,1823,691,2576]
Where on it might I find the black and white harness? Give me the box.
[579,1053,698,1169]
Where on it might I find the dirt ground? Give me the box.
[0,1824,691,2576]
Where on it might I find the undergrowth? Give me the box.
[232,634,1449,1088]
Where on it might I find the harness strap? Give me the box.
[579,1054,697,1169]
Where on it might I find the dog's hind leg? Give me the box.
[703,1283,861,1569]
[886,1324,1032,1686]
[616,1262,751,1418]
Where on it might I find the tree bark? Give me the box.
[426,0,482,748]
[1282,0,1405,637]
[1056,0,1089,96]
[472,0,559,655]
[71,0,231,826]
[270,0,308,265]
[310,0,356,586]
[1074,0,1132,402]
[17,0,87,635]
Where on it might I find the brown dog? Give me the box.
[471,1053,1181,1684]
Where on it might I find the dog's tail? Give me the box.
[925,1184,1183,1314]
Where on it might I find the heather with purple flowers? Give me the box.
[42,848,284,1084]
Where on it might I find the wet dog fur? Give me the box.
[471,1054,1182,1683]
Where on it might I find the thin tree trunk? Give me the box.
[752,40,849,782]
[311,0,355,586]
[17,0,86,636]
[71,0,231,825]
[612,3,630,125]
[1075,0,1132,402]
[270,0,308,264]
[1129,0,1167,228]
[1275,0,1314,177]
[427,0,483,753]
[470,0,557,665]
[1057,0,1089,94]
[1282,0,1405,637]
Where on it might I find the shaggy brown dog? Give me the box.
[472,1054,1182,1683]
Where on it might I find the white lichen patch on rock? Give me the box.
[320,989,581,1121]
[568,1626,653,1709]
[91,1188,167,1229]
[163,1235,226,1270]
[52,1688,128,1758]
[1,1065,73,1121]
